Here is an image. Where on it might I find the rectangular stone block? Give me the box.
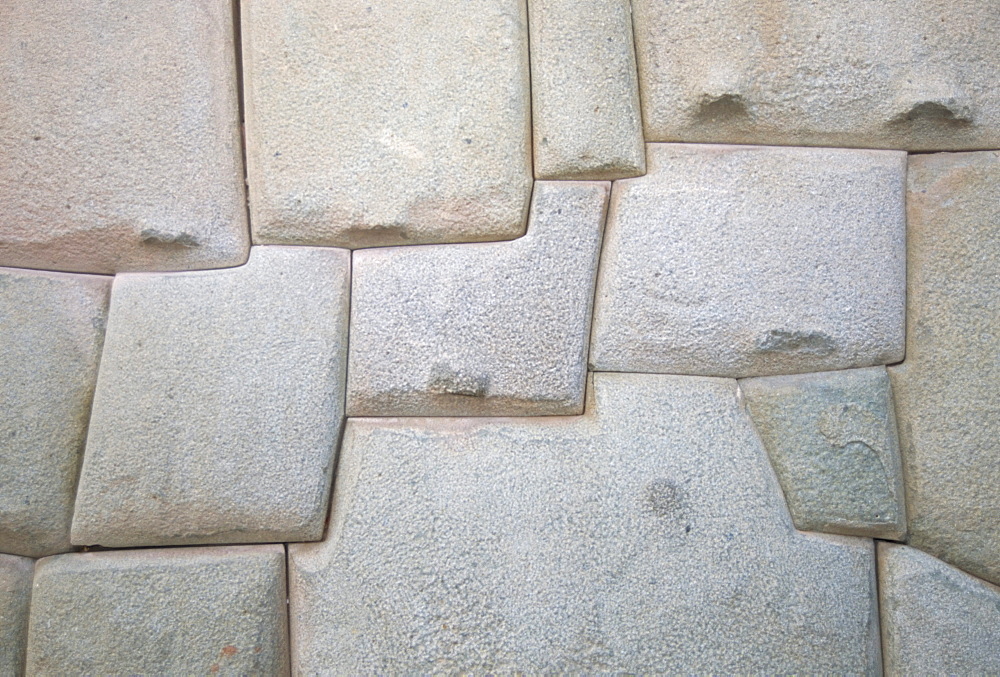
[0,554,32,677]
[242,0,533,248]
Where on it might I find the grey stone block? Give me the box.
[528,0,645,179]
[879,543,1000,675]
[71,246,350,547]
[290,373,880,673]
[0,554,32,677]
[347,181,608,417]
[0,268,110,558]
[243,0,532,248]
[741,367,906,540]
[25,545,288,676]
[590,143,906,378]
[632,0,1000,150]
[0,0,248,274]
[889,151,1000,586]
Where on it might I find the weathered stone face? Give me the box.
[0,0,249,274]
[0,554,32,676]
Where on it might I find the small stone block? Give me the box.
[0,554,33,676]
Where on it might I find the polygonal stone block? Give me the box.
[0,268,110,558]
[71,246,350,548]
[0,554,32,676]
[347,181,608,417]
[242,0,532,248]
[0,0,248,274]
[591,143,905,378]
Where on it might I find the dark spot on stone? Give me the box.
[756,329,836,356]
[464,138,472,144]
[541,137,549,145]
[893,100,973,126]
[140,229,201,248]
[428,364,488,398]
[274,151,281,157]
[220,645,238,657]
[645,478,686,518]
[695,93,748,122]
[32,136,41,141]
[685,524,692,533]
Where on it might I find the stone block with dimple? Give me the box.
[0,0,248,274]
[590,143,905,378]
[71,246,350,548]
[242,0,533,249]
[0,554,32,676]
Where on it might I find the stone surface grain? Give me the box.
[889,151,1000,585]
[0,554,32,676]
[243,0,532,248]
[71,246,350,548]
[347,181,608,417]
[0,268,110,558]
[25,545,288,676]
[0,0,248,274]
[291,373,880,674]
[590,143,905,378]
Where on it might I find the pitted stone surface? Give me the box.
[0,268,110,558]
[631,0,1000,150]
[741,367,905,540]
[879,543,1000,675]
[290,373,879,673]
[0,554,32,676]
[0,0,248,274]
[591,144,905,378]
[26,545,288,676]
[529,0,645,179]
[889,151,1000,586]
[71,247,350,548]
[243,0,532,249]
[347,181,607,417]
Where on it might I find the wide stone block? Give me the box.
[25,545,288,676]
[590,143,905,378]
[347,181,607,417]
[71,246,350,547]
[0,0,248,274]
[632,0,1000,150]
[0,268,110,558]
[889,151,1000,585]
[528,0,645,179]
[243,0,532,248]
[290,373,880,673]
[741,367,906,540]
[0,554,32,676]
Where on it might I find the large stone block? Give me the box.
[25,545,288,676]
[632,0,1000,150]
[71,246,350,547]
[0,0,248,274]
[591,144,905,377]
[528,0,645,179]
[290,373,880,673]
[0,268,110,558]
[0,554,32,676]
[243,0,532,248]
[347,181,607,417]
[741,367,906,540]
[889,151,1000,585]
[879,544,1000,675]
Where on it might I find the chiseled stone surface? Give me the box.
[591,143,905,378]
[290,373,880,673]
[347,181,607,417]
[889,151,1000,586]
[71,247,350,548]
[0,268,110,558]
[632,0,1000,150]
[528,0,645,179]
[741,367,906,540]
[0,0,248,274]
[26,546,288,676]
[879,543,1000,675]
[0,554,32,676]
[243,0,532,248]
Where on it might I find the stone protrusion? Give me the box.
[0,554,32,676]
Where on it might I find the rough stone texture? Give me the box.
[290,373,880,673]
[71,246,350,548]
[0,554,32,676]
[528,0,645,179]
[347,181,607,417]
[0,268,110,558]
[631,0,1000,150]
[26,545,288,676]
[741,367,906,540]
[0,0,248,274]
[889,151,1000,586]
[879,543,1000,675]
[591,143,905,378]
[243,0,532,249]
